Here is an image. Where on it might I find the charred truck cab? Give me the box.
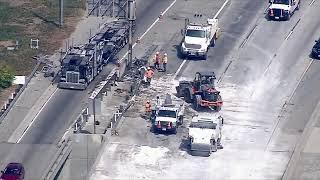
[268,0,300,20]
[59,43,103,90]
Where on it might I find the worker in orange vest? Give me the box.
[153,51,161,70]
[145,100,152,115]
[162,53,168,72]
[144,67,154,84]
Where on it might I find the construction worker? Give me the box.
[153,51,161,70]
[115,61,121,81]
[144,67,154,84]
[162,53,168,72]
[156,96,161,106]
[145,100,152,115]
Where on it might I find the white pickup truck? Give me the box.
[180,15,220,60]
[268,0,300,20]
[188,114,223,156]
[151,94,184,134]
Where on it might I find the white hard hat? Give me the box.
[147,67,151,70]
[164,53,167,56]
[156,51,160,54]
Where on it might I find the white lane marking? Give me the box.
[285,31,294,41]
[213,0,230,19]
[17,87,58,143]
[173,0,230,79]
[309,0,316,5]
[288,59,314,102]
[172,60,187,79]
[265,58,314,151]
[119,0,177,62]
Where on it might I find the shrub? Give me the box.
[0,65,15,89]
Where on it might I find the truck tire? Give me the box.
[214,94,222,111]
[173,128,177,134]
[193,95,202,110]
[178,116,184,125]
[213,143,218,152]
[176,86,181,97]
[211,35,216,47]
[287,13,291,21]
[203,52,207,60]
[184,89,193,103]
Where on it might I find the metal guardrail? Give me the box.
[0,60,41,124]
[42,139,72,180]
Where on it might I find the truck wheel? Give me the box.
[184,89,192,103]
[203,53,207,60]
[176,86,181,97]
[193,95,201,110]
[179,116,184,125]
[173,128,177,134]
[211,36,216,47]
[214,94,222,111]
[212,142,218,152]
[287,13,291,21]
[152,126,158,133]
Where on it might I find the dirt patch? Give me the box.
[0,41,15,48]
[0,0,26,7]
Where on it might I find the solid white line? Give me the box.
[172,60,187,79]
[288,59,314,102]
[173,0,230,79]
[285,31,293,41]
[17,87,58,143]
[213,0,230,19]
[119,0,177,62]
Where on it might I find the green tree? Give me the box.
[0,65,15,89]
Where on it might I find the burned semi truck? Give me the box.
[58,19,134,90]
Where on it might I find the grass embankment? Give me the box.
[0,0,86,103]
[0,0,86,76]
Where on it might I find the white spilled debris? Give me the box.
[133,146,170,166]
[139,75,184,104]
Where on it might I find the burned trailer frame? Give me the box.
[58,19,135,90]
[101,19,135,63]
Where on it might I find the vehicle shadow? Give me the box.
[173,45,206,61]
[149,126,176,136]
[179,138,210,157]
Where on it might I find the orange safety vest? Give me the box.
[145,102,151,112]
[145,69,154,78]
[154,54,161,63]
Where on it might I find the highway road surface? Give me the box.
[90,0,320,179]
[0,0,176,179]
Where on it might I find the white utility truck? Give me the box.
[180,14,220,60]
[268,0,300,20]
[151,94,184,134]
[188,114,223,156]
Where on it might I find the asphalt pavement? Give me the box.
[89,0,320,179]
